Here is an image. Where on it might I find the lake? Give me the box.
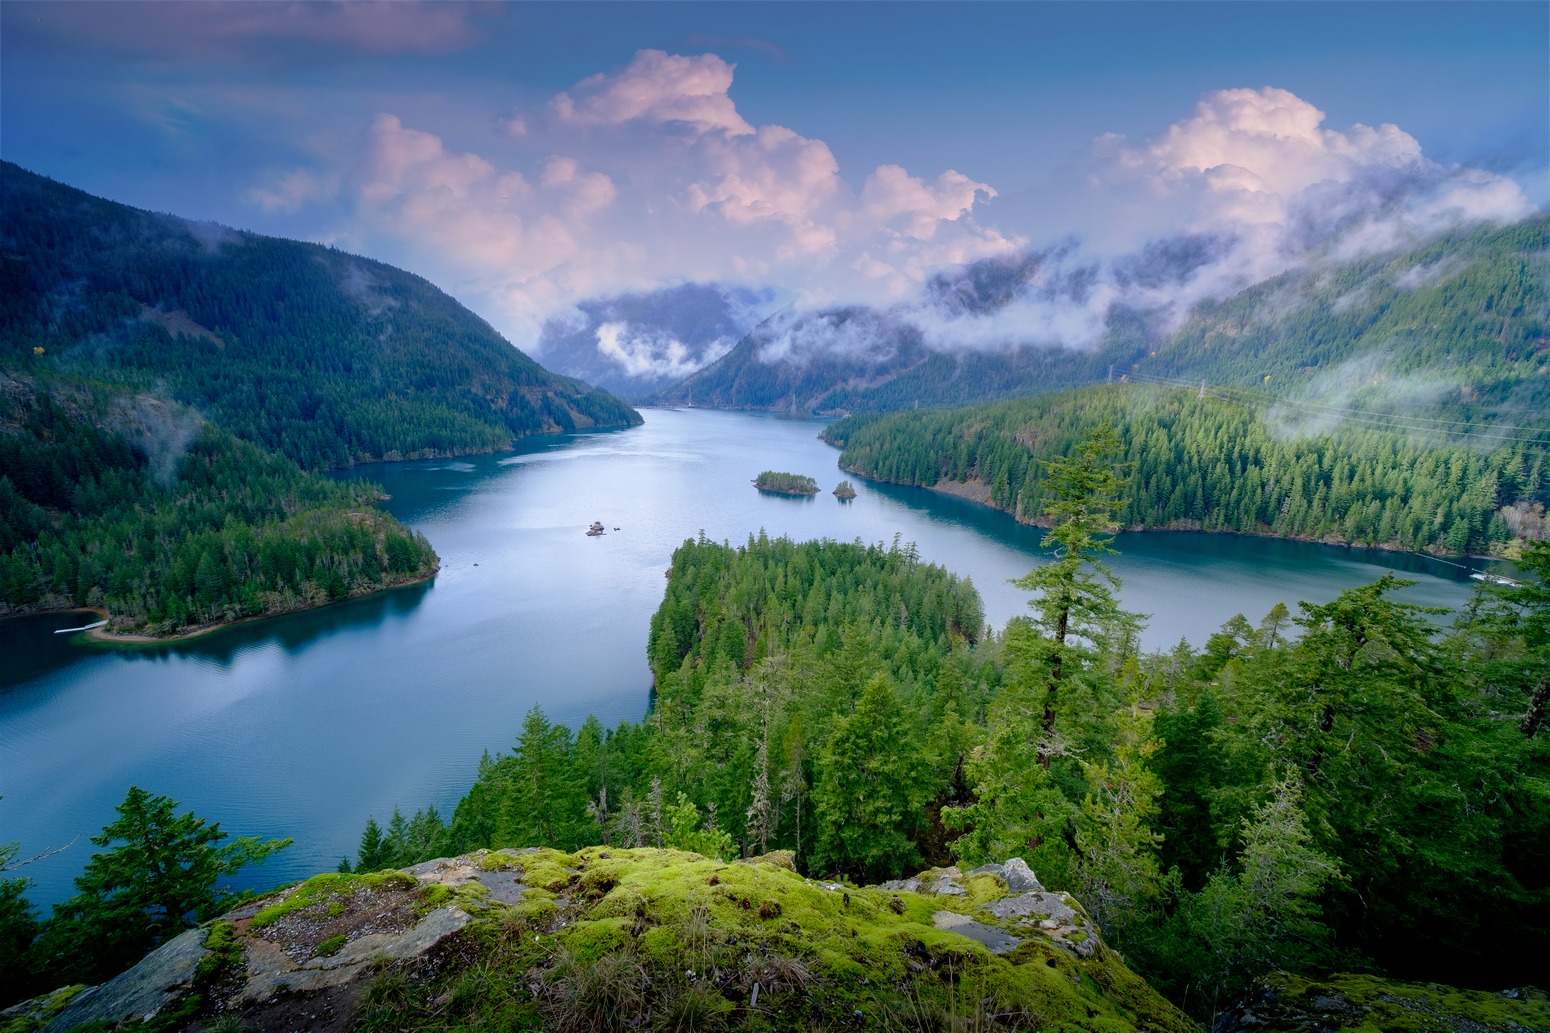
[0,408,1491,908]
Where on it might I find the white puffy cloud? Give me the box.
[553,49,753,136]
[251,48,1008,347]
[860,165,995,239]
[899,86,1537,356]
[1073,87,1529,263]
[595,322,733,380]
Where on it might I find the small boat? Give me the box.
[586,521,606,536]
[1470,571,1521,587]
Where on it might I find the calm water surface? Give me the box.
[0,408,1491,907]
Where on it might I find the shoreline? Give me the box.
[6,569,439,647]
[847,466,1521,566]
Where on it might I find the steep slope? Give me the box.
[0,162,640,469]
[657,216,1550,417]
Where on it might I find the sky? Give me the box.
[2,1,1546,354]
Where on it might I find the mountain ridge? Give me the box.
[653,215,1550,419]
[1,162,642,470]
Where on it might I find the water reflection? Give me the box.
[67,582,437,667]
[0,409,1494,911]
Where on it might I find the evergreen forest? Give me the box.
[301,432,1549,1022]
[825,383,1549,556]
[1,162,640,472]
[661,214,1550,419]
[0,370,437,634]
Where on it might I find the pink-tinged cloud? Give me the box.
[1072,86,1529,260]
[252,48,1011,344]
[860,165,997,240]
[9,1,489,61]
[893,86,1534,356]
[553,50,754,136]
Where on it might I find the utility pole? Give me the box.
[1199,379,1206,400]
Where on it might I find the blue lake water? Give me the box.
[0,408,1489,908]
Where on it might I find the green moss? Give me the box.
[132,849,1210,1033]
[0,984,86,1033]
[249,871,417,929]
[1237,972,1550,1033]
[502,849,576,894]
[193,922,242,984]
[314,934,348,957]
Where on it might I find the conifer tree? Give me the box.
[33,786,288,987]
[354,816,391,872]
[809,673,933,880]
[1074,704,1166,937]
[1011,423,1139,769]
[1178,774,1340,1014]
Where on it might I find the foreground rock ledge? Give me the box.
[10,848,1544,1032]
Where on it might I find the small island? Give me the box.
[833,480,857,500]
[753,470,820,495]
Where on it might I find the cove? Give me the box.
[0,408,1488,909]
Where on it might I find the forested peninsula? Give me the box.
[824,383,1549,556]
[0,371,437,636]
[0,163,648,637]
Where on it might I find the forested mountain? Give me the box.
[658,303,1116,411]
[825,383,1550,555]
[656,215,1550,418]
[0,162,640,470]
[0,370,437,635]
[535,282,788,399]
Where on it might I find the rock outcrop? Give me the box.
[1212,971,1549,1033]
[7,848,1195,1033]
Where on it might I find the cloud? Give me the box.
[883,86,1537,356]
[595,322,731,380]
[247,67,1532,361]
[1073,87,1530,264]
[8,1,490,62]
[245,168,339,214]
[251,48,1008,346]
[553,50,754,136]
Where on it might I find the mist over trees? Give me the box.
[658,215,1550,421]
[826,383,1549,556]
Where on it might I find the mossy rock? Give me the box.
[1217,971,1550,1033]
[31,849,1195,1032]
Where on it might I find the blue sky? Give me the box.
[3,1,1546,349]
